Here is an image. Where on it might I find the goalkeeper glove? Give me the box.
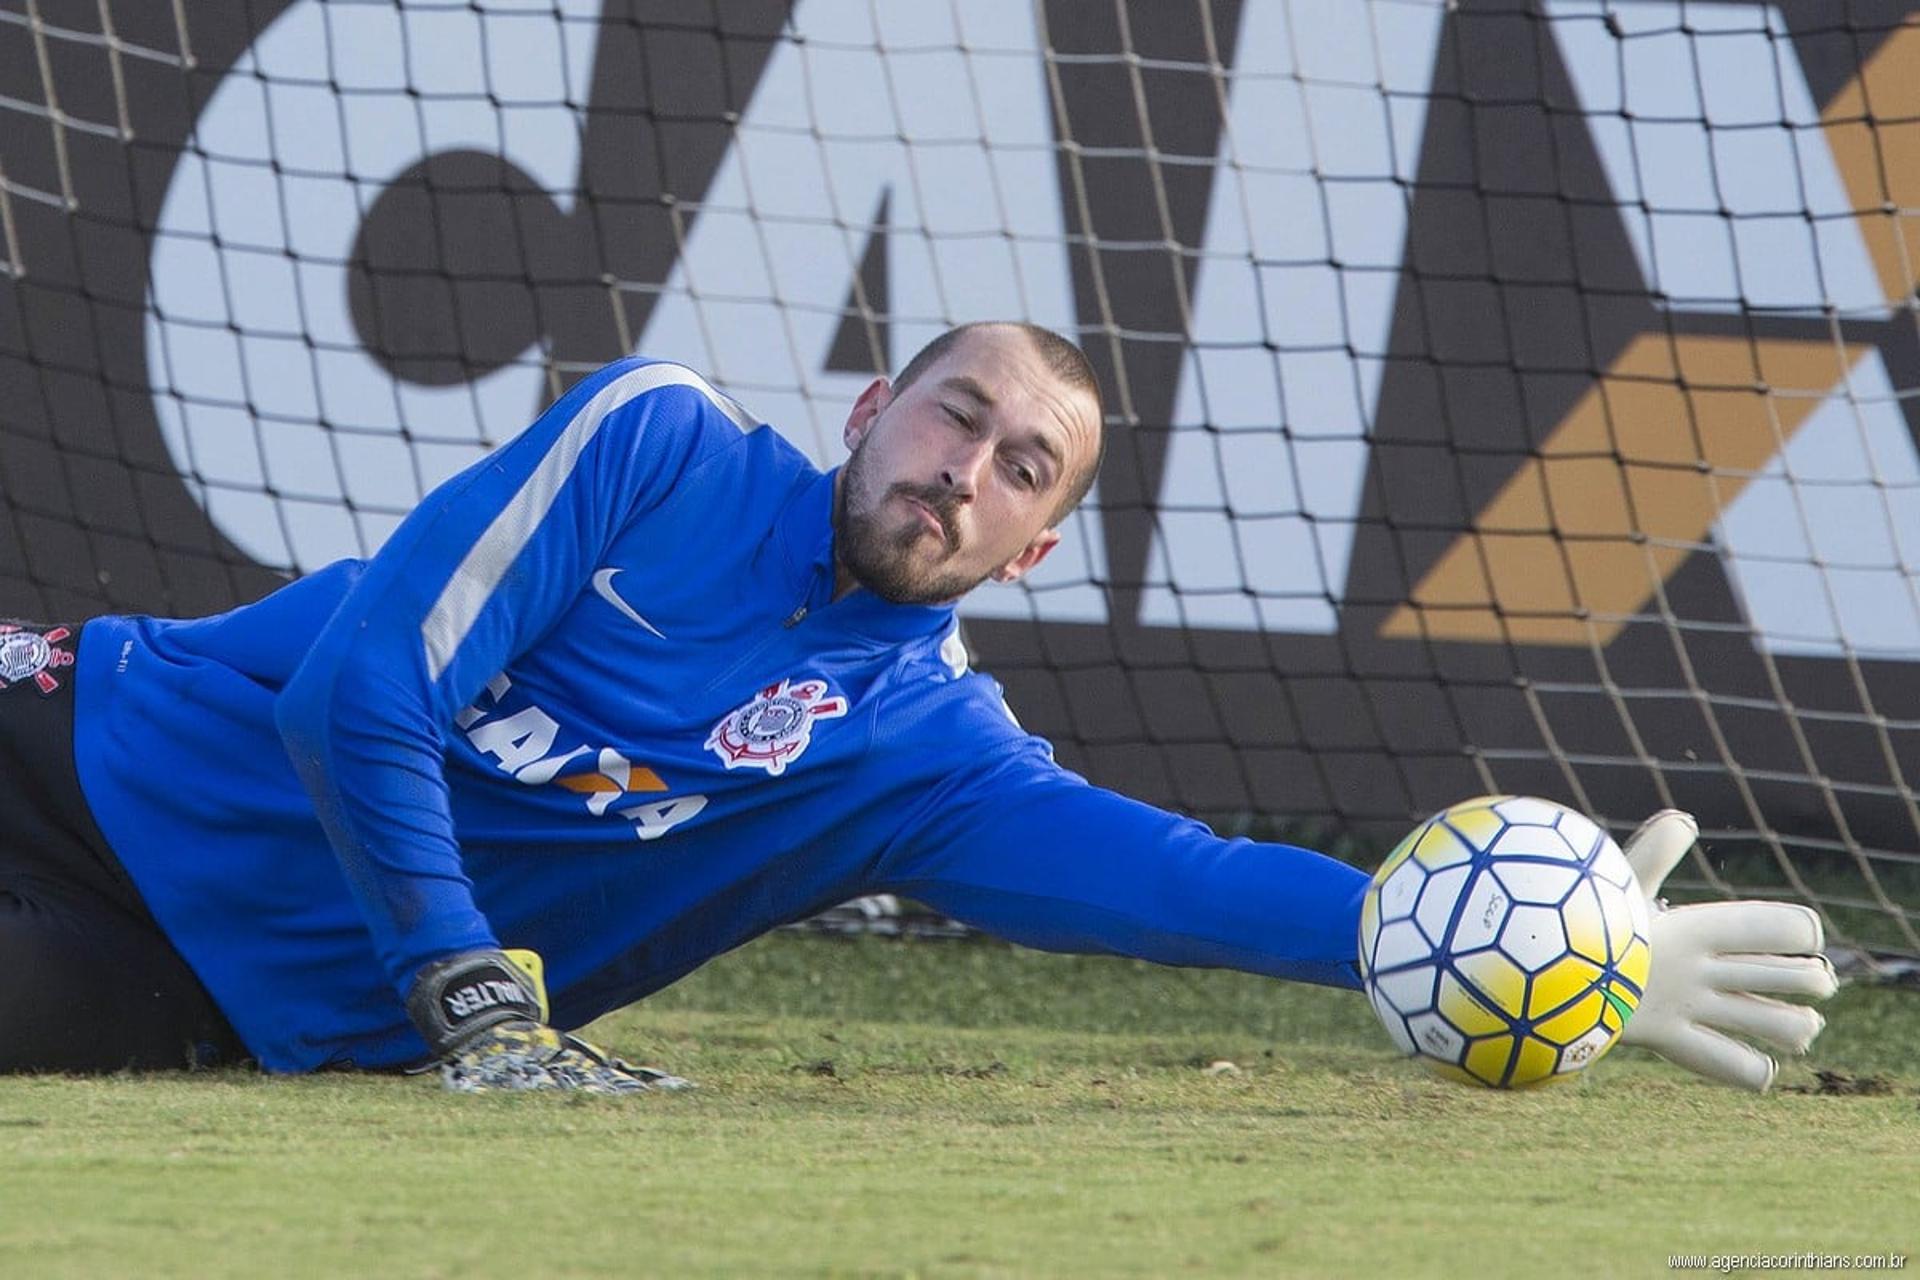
[405,948,690,1094]
[1615,811,1839,1091]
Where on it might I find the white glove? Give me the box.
[1615,810,1839,1091]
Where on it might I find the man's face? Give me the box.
[833,327,1101,605]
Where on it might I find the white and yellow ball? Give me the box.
[1358,796,1652,1088]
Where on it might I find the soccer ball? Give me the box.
[1358,796,1653,1088]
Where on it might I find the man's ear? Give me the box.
[843,378,894,453]
[990,528,1062,585]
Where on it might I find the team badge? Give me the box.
[706,677,848,776]
[0,624,75,696]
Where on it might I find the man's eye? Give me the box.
[1010,461,1038,489]
[942,403,972,429]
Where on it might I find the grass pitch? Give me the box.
[1,936,1915,1278]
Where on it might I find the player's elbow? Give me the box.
[274,648,343,780]
[274,632,382,776]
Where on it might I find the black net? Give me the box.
[4,0,1919,966]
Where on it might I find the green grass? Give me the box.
[2,936,1916,1278]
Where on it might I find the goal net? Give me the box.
[3,0,1918,971]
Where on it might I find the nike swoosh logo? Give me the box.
[590,568,666,639]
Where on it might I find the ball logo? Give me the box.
[0,625,75,696]
[1480,891,1506,931]
[706,678,848,777]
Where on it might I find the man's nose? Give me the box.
[940,438,991,497]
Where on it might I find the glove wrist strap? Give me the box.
[406,948,548,1056]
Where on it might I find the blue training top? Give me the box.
[71,357,1367,1072]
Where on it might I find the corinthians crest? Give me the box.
[0,624,76,696]
[706,678,848,777]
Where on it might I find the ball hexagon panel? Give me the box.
[1463,1034,1515,1086]
[1590,840,1638,890]
[1369,987,1417,1055]
[1560,878,1611,965]
[1410,821,1474,871]
[1526,954,1604,1020]
[1533,990,1607,1046]
[1454,948,1527,1018]
[1558,1025,1616,1073]
[1509,1035,1560,1087]
[1374,964,1438,1018]
[1491,822,1579,862]
[1443,804,1506,852]
[1414,863,1471,947]
[1407,1012,1466,1062]
[1377,855,1427,922]
[1499,904,1570,972]
[1602,980,1640,1030]
[1554,810,1605,860]
[1622,885,1654,953]
[1616,935,1652,992]
[1371,918,1433,972]
[1434,972,1507,1037]
[1358,890,1380,967]
[1598,878,1641,960]
[1450,869,1511,953]
[1492,796,1567,828]
[1493,860,1580,906]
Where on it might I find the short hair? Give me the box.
[893,321,1106,524]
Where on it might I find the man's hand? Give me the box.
[437,1019,692,1094]
[406,949,690,1094]
[1615,811,1839,1091]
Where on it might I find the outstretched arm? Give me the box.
[877,745,1368,991]
[878,740,1836,1091]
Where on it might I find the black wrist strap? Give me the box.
[406,949,544,1056]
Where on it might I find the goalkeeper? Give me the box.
[0,323,1834,1091]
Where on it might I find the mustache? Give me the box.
[889,482,961,551]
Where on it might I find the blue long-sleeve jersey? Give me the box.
[70,357,1367,1072]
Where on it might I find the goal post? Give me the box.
[2,0,1918,971]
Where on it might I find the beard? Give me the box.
[835,444,989,605]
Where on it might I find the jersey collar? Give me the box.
[779,466,957,646]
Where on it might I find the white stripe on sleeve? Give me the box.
[421,363,756,680]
